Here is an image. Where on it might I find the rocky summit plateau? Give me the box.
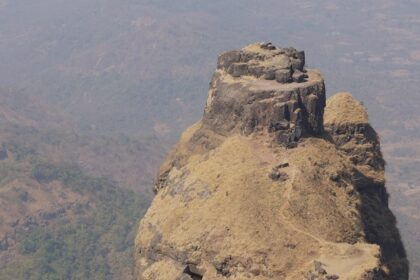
[134,43,408,280]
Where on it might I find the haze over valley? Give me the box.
[0,0,419,279]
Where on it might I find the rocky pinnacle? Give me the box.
[203,43,326,147]
[135,43,408,280]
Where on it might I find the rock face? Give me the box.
[135,43,408,280]
[205,43,325,147]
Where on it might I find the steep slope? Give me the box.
[135,44,408,279]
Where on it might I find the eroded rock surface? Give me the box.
[135,44,408,280]
[204,43,325,147]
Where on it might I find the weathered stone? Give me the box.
[269,168,289,181]
[228,63,248,77]
[276,162,289,169]
[314,261,322,271]
[291,58,304,71]
[296,50,305,66]
[275,54,292,69]
[217,50,241,69]
[291,108,303,125]
[275,69,292,83]
[292,70,305,82]
[273,102,288,120]
[287,100,299,117]
[249,264,261,275]
[330,174,340,182]
[263,68,276,80]
[185,264,202,276]
[248,65,265,77]
[269,120,289,132]
[182,264,203,280]
[318,268,327,275]
[202,43,325,146]
[216,43,305,82]
[307,94,319,114]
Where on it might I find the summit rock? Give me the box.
[204,43,325,147]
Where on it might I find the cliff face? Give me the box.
[203,43,325,147]
[135,43,408,280]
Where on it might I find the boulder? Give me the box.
[291,58,304,71]
[228,62,248,77]
[275,69,292,83]
[292,69,305,82]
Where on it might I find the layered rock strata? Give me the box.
[204,43,325,146]
[135,43,408,280]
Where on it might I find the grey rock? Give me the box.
[291,58,304,71]
[269,168,289,181]
[248,65,265,77]
[185,264,202,276]
[269,120,289,132]
[203,43,326,146]
[330,174,340,182]
[307,94,319,114]
[287,100,299,117]
[275,69,292,83]
[217,50,241,70]
[276,54,292,69]
[295,50,305,66]
[276,162,289,169]
[228,63,249,77]
[314,261,322,271]
[291,108,303,125]
[292,70,305,83]
[263,68,276,80]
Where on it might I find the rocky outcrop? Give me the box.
[135,43,408,280]
[324,93,408,279]
[204,43,325,147]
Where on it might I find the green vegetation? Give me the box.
[0,159,150,280]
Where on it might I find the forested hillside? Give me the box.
[0,155,149,280]
[0,88,158,279]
